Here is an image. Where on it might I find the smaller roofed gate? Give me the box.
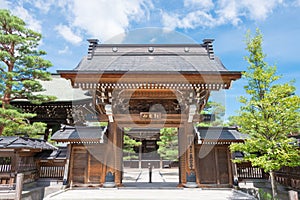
[56,40,241,187]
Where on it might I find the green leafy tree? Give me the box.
[0,9,55,136]
[123,134,141,160]
[198,101,225,127]
[230,29,300,199]
[157,128,178,161]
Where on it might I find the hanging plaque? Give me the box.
[140,112,161,119]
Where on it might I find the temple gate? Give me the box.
[53,40,241,187]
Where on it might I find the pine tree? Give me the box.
[123,133,141,160]
[157,128,178,161]
[230,29,300,199]
[0,9,55,136]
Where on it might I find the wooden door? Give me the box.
[198,148,217,184]
[216,147,229,184]
[71,147,88,184]
[196,145,231,185]
[88,155,103,184]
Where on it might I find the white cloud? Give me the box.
[0,0,9,9]
[163,0,284,30]
[240,0,283,21]
[184,0,214,11]
[149,37,156,43]
[162,10,218,30]
[63,0,152,42]
[12,6,42,33]
[55,24,82,45]
[31,0,55,13]
[58,45,70,54]
[294,0,300,6]
[215,0,241,26]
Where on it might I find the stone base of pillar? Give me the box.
[183,182,199,188]
[103,182,116,188]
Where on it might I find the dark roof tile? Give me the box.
[0,136,56,150]
[74,44,227,72]
[195,127,248,140]
[51,125,107,143]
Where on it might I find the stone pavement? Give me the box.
[44,188,256,200]
[44,168,256,199]
[122,168,179,188]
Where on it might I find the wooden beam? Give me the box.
[59,71,242,88]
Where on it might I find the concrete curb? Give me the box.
[43,188,69,199]
[233,189,257,199]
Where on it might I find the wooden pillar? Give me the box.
[63,144,71,185]
[114,125,123,185]
[227,148,233,186]
[69,145,74,188]
[179,121,198,186]
[15,173,24,200]
[194,146,200,185]
[186,123,196,174]
[178,127,187,184]
[108,122,123,186]
[214,148,220,185]
[10,152,17,187]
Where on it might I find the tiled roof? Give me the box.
[35,147,67,160]
[194,127,248,141]
[51,125,107,143]
[73,42,228,72]
[0,136,57,150]
[35,74,92,102]
[13,74,92,102]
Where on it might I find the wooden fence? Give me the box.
[39,163,65,179]
[0,164,11,173]
[236,162,266,179]
[0,157,11,173]
[274,166,300,190]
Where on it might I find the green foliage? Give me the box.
[230,30,300,169]
[230,29,300,170]
[258,189,275,200]
[157,128,178,160]
[123,133,141,160]
[0,105,46,136]
[230,29,300,198]
[199,101,225,127]
[0,9,55,136]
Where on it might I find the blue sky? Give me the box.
[1,0,300,120]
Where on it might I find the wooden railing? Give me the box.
[0,157,12,173]
[0,163,12,186]
[39,165,65,179]
[274,166,300,190]
[237,162,266,179]
[0,164,11,173]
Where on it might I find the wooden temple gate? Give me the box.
[53,40,241,187]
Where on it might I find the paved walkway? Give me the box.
[44,188,256,200]
[44,168,256,199]
[122,168,179,188]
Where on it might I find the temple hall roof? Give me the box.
[61,40,231,73]
[51,125,107,143]
[194,127,248,141]
[0,136,57,150]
